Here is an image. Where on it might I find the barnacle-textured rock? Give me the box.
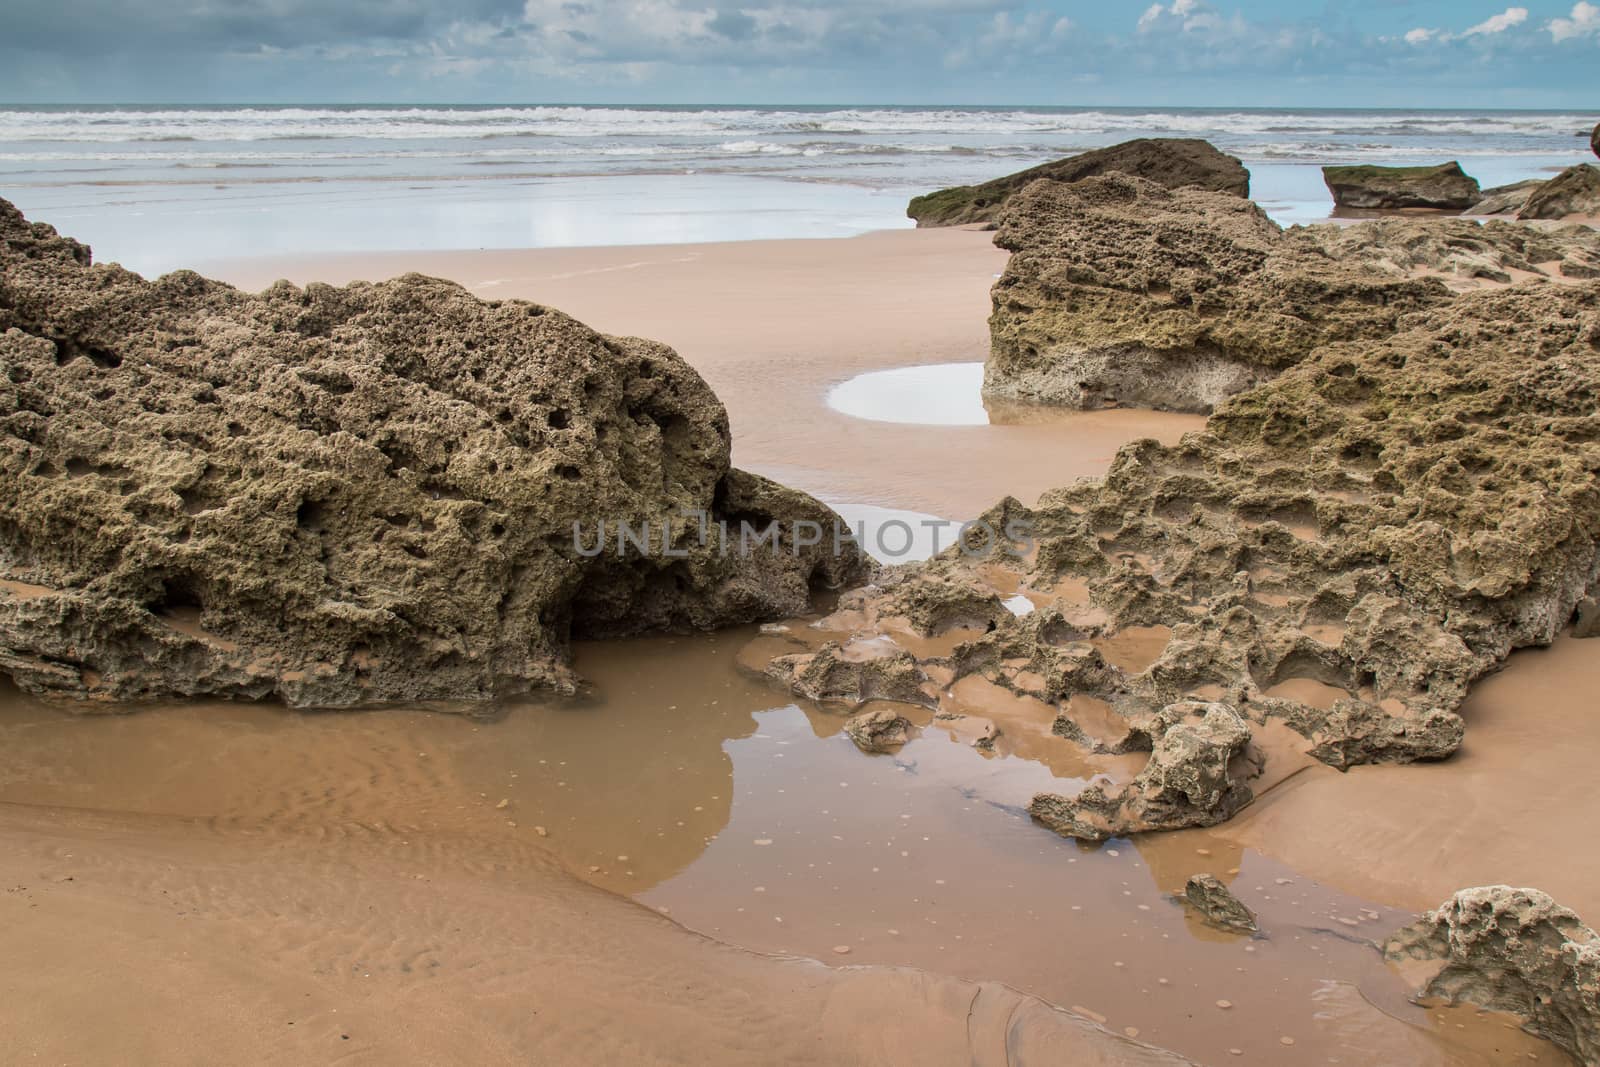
[906,138,1249,228]
[759,258,1600,838]
[986,173,1600,412]
[1384,887,1600,1064]
[1030,702,1259,840]
[1322,162,1480,210]
[1182,874,1258,934]
[1520,163,1600,222]
[765,633,936,709]
[0,197,871,708]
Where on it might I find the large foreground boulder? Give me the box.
[1384,887,1599,1064]
[1520,163,1600,221]
[1322,162,1481,211]
[906,138,1248,228]
[984,173,1600,412]
[0,198,871,708]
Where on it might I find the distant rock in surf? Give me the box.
[1519,163,1600,221]
[906,137,1249,228]
[1321,161,1480,211]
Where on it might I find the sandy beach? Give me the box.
[5,220,1595,1065]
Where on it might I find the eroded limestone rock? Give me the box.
[0,198,872,708]
[759,259,1600,839]
[986,174,1600,412]
[1030,702,1259,840]
[1322,162,1480,211]
[1384,887,1600,1064]
[906,138,1249,228]
[1183,874,1258,934]
[844,707,913,753]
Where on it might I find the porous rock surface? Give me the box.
[906,137,1249,228]
[1182,874,1258,933]
[1520,163,1600,222]
[757,273,1600,840]
[1322,162,1481,211]
[844,707,913,753]
[0,198,870,708]
[1384,886,1599,1064]
[986,173,1600,411]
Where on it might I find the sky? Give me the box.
[1,0,1597,107]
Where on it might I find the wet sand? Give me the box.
[0,640,1560,1066]
[1223,634,1600,920]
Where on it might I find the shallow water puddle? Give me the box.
[827,362,991,425]
[0,629,1563,1066]
[825,362,1085,428]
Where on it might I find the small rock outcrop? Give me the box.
[844,707,913,753]
[1322,162,1481,211]
[1520,163,1600,222]
[906,138,1249,228]
[1031,702,1259,840]
[1384,887,1600,1064]
[0,198,871,708]
[1592,120,1600,161]
[1182,874,1258,933]
[985,174,1600,412]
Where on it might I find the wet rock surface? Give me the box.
[1183,873,1258,933]
[757,240,1600,839]
[1322,162,1481,211]
[906,137,1249,228]
[843,707,913,753]
[985,172,1600,412]
[0,198,871,708]
[1384,886,1600,1064]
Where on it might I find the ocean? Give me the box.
[2,104,1594,275]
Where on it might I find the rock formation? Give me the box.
[984,173,1600,412]
[757,260,1600,839]
[0,198,872,708]
[906,138,1249,228]
[1468,179,1546,217]
[1520,163,1600,222]
[1321,162,1481,211]
[1384,887,1599,1064]
[1182,874,1258,933]
[844,707,913,753]
[1592,120,1600,161]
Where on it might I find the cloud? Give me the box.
[1399,6,1529,46]
[1549,1,1600,41]
[1137,0,1220,34]
[1461,6,1527,36]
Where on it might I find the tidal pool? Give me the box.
[0,624,1561,1067]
